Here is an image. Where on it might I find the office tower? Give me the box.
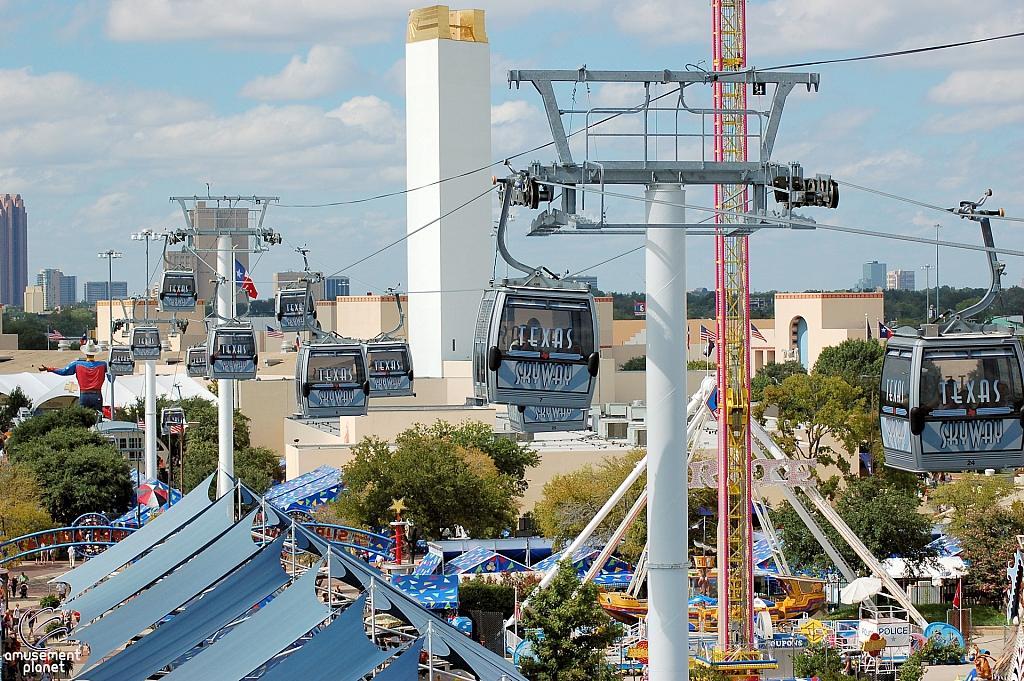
[85,281,129,304]
[324,276,350,299]
[887,269,916,291]
[60,274,77,306]
[0,195,28,306]
[857,261,887,291]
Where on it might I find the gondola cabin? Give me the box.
[158,270,198,312]
[295,342,369,417]
[366,341,414,397]
[108,345,136,376]
[207,326,258,380]
[880,329,1024,472]
[130,326,162,361]
[275,285,316,332]
[508,405,588,433]
[474,282,600,408]
[160,406,186,435]
[186,345,208,378]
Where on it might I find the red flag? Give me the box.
[953,580,962,609]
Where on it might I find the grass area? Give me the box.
[825,603,1005,626]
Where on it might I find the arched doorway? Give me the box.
[790,317,808,368]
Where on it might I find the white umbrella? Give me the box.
[840,576,883,604]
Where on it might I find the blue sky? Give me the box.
[1,0,1022,299]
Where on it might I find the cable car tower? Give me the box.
[498,56,839,679]
[712,0,754,653]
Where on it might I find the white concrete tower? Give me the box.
[406,6,492,378]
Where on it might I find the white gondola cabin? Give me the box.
[508,404,588,433]
[207,325,258,380]
[158,269,198,312]
[108,345,136,376]
[160,406,187,435]
[880,330,1024,473]
[295,341,369,417]
[130,326,162,361]
[275,284,316,332]
[186,345,208,378]
[474,278,600,409]
[366,341,414,398]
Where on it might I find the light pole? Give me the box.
[130,230,168,482]
[934,224,941,316]
[921,264,933,321]
[97,250,122,345]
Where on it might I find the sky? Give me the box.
[1,0,1022,299]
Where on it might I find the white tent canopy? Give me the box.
[0,372,216,411]
[883,555,966,582]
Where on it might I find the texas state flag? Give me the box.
[235,259,258,299]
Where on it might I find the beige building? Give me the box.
[315,295,409,341]
[96,299,209,352]
[23,286,45,314]
[162,203,250,304]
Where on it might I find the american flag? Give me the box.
[169,424,185,435]
[267,325,284,339]
[136,418,145,430]
[48,329,64,341]
[699,325,717,342]
[750,323,767,343]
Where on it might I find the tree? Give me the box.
[0,462,53,547]
[754,372,869,479]
[181,439,281,495]
[813,339,884,387]
[620,356,645,371]
[751,360,806,402]
[520,560,622,681]
[533,450,647,563]
[335,427,521,539]
[8,427,133,525]
[422,420,538,493]
[7,406,98,449]
[0,386,33,431]
[930,474,1024,601]
[770,477,933,575]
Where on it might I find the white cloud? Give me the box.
[491,100,548,158]
[927,69,1024,106]
[326,96,403,141]
[239,45,358,101]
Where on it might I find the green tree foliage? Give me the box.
[6,405,98,449]
[931,473,1024,601]
[335,425,521,539]
[813,339,884,386]
[687,360,716,371]
[520,560,622,681]
[457,574,540,618]
[754,372,869,478]
[422,421,538,493]
[0,462,53,550]
[533,450,647,563]
[882,286,1024,327]
[620,356,645,371]
[793,642,852,681]
[176,397,279,494]
[3,306,97,350]
[0,386,33,431]
[771,478,933,575]
[8,425,133,524]
[751,360,807,402]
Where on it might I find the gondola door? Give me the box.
[366,341,414,397]
[296,343,369,417]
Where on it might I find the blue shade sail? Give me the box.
[72,492,236,629]
[59,473,215,600]
[372,639,423,681]
[160,557,329,681]
[79,534,290,681]
[76,507,266,670]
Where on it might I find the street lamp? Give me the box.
[98,250,122,343]
[921,264,933,321]
[130,230,168,318]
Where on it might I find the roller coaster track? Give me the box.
[0,522,394,566]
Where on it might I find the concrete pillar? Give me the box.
[216,235,234,498]
[405,6,491,377]
[645,184,688,681]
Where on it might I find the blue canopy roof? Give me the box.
[264,465,343,513]
[534,547,632,577]
[443,546,531,575]
[392,575,459,610]
[414,552,442,575]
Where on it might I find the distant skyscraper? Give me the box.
[60,275,77,306]
[858,261,886,291]
[324,276,350,299]
[887,269,915,291]
[0,195,28,306]
[85,281,128,304]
